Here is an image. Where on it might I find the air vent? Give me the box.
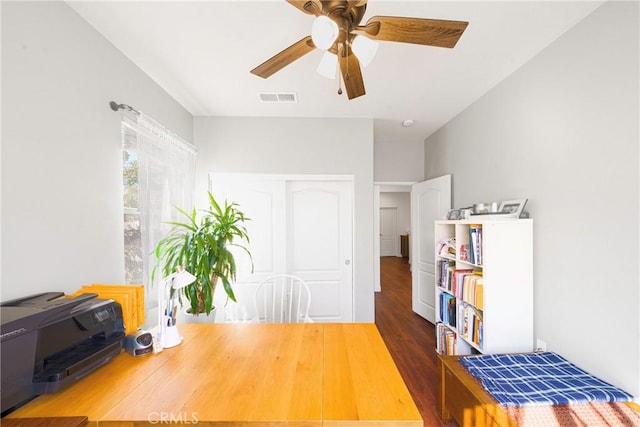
[259,92,298,103]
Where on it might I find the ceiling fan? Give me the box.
[250,0,468,100]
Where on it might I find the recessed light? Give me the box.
[401,119,414,127]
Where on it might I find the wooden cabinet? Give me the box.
[438,355,514,426]
[400,234,409,258]
[434,219,533,355]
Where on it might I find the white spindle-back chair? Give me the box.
[253,274,313,323]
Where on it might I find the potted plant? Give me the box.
[152,191,252,316]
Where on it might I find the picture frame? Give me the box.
[498,199,528,218]
[446,209,461,220]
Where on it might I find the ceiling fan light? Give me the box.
[352,36,379,67]
[316,51,338,79]
[311,15,339,50]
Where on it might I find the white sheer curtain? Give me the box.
[122,113,197,311]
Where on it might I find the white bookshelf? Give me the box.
[434,219,533,355]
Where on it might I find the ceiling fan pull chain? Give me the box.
[345,44,350,81]
[338,46,343,95]
[345,21,351,81]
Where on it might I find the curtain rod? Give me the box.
[109,101,140,115]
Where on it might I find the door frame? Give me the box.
[373,182,415,292]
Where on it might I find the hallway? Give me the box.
[375,256,456,427]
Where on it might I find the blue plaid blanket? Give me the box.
[459,352,633,407]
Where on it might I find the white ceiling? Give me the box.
[67,0,605,144]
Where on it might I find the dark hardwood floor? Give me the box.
[375,256,456,427]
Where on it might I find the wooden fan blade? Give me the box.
[251,36,315,79]
[362,16,468,48]
[286,0,322,15]
[338,47,365,100]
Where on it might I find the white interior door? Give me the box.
[209,174,353,322]
[287,181,353,322]
[410,175,451,322]
[210,178,287,283]
[379,208,398,256]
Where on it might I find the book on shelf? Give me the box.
[478,224,483,264]
[453,269,473,297]
[475,280,484,311]
[458,303,483,348]
[447,334,455,354]
[436,237,456,258]
[437,323,457,355]
[459,244,469,261]
[468,224,483,265]
[461,271,483,310]
[446,266,455,293]
[438,293,457,327]
[436,259,455,290]
[445,269,483,310]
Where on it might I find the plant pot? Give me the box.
[179,306,218,324]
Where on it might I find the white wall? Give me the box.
[193,117,375,322]
[425,1,639,397]
[374,140,424,182]
[1,1,193,300]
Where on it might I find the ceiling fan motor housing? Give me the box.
[319,1,368,26]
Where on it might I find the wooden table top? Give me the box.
[1,417,88,427]
[6,323,422,427]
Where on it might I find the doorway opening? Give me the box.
[374,183,414,292]
[374,175,451,323]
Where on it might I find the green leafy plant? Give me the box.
[152,192,252,315]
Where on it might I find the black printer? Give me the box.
[1,292,125,416]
